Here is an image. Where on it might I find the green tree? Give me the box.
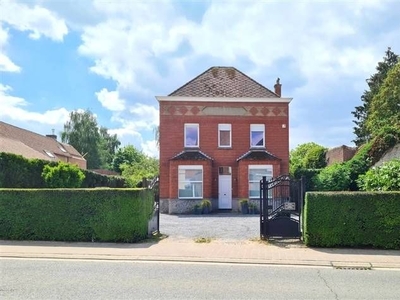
[352,47,399,146]
[121,156,159,187]
[61,110,120,169]
[289,142,327,176]
[42,162,85,188]
[98,126,121,169]
[366,62,400,136]
[357,159,400,191]
[112,145,146,173]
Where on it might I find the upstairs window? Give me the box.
[250,124,265,148]
[185,124,199,147]
[218,124,231,147]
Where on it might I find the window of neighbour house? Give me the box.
[185,124,199,147]
[218,124,231,147]
[178,165,203,198]
[250,124,265,148]
[248,165,273,199]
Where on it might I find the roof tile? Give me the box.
[169,67,278,98]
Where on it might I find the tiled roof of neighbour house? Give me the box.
[171,150,213,161]
[0,136,50,160]
[0,121,86,163]
[237,150,281,162]
[169,67,279,98]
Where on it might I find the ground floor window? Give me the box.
[178,165,203,198]
[248,165,273,198]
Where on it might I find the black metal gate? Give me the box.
[260,175,305,239]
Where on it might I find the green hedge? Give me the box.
[0,152,125,188]
[303,192,400,249]
[0,189,154,243]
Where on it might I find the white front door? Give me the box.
[218,175,232,209]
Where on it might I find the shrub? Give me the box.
[303,191,400,249]
[0,189,154,243]
[42,162,85,188]
[357,159,400,191]
[314,163,350,191]
[0,152,124,188]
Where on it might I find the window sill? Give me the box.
[218,146,232,150]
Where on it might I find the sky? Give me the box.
[1,0,400,158]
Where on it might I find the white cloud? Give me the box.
[77,1,194,94]
[0,84,70,125]
[0,1,68,41]
[141,139,159,158]
[0,24,20,72]
[95,88,126,112]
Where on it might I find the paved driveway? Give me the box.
[160,213,260,242]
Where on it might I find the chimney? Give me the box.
[46,129,57,140]
[274,77,281,97]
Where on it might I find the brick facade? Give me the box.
[157,67,292,213]
[325,145,357,166]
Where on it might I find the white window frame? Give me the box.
[218,124,231,148]
[184,123,199,148]
[250,124,265,148]
[178,165,203,199]
[248,165,273,199]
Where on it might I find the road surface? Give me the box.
[1,258,399,299]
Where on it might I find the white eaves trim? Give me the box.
[156,96,292,103]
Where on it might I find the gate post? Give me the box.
[260,176,268,240]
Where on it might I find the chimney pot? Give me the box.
[274,77,282,97]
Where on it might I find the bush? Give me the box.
[357,159,400,191]
[0,152,125,188]
[314,163,350,191]
[303,191,400,249]
[42,162,85,188]
[0,189,154,242]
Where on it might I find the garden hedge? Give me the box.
[0,188,154,243]
[303,191,400,249]
[0,152,125,188]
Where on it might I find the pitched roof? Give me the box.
[169,67,278,98]
[171,150,213,161]
[0,121,86,164]
[237,149,281,162]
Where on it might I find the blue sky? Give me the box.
[1,0,399,158]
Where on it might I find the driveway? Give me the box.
[160,213,260,242]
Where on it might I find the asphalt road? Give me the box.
[160,213,260,241]
[1,258,400,299]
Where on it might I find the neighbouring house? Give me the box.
[157,66,292,214]
[0,121,86,169]
[325,145,357,166]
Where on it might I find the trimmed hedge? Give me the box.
[303,192,400,249]
[0,189,154,243]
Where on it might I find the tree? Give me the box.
[366,62,400,136]
[352,47,399,146]
[61,110,120,169]
[112,145,146,173]
[289,142,327,176]
[121,156,159,187]
[98,126,121,169]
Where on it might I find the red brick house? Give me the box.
[157,67,292,214]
